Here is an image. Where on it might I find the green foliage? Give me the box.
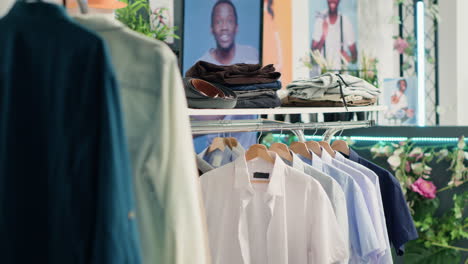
[369,138,468,262]
[404,241,461,264]
[115,0,178,42]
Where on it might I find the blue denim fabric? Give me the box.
[227,81,282,91]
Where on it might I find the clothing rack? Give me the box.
[190,106,384,142]
[191,119,375,142]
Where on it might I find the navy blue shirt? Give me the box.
[346,148,418,255]
[0,3,141,263]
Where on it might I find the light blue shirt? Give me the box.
[298,151,381,263]
[335,152,393,264]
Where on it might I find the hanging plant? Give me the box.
[115,0,179,42]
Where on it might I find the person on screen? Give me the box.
[311,0,357,69]
[387,79,414,124]
[199,0,259,65]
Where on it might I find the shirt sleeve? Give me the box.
[312,17,324,42]
[307,182,349,264]
[347,178,381,261]
[343,15,356,47]
[142,49,211,264]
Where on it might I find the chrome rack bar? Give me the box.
[191,119,375,142]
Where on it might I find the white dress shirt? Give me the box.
[201,153,349,264]
[283,152,350,264]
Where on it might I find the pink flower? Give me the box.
[405,162,411,173]
[394,37,409,54]
[411,178,437,199]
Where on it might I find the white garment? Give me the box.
[200,153,348,264]
[199,44,259,65]
[287,73,380,100]
[389,90,408,114]
[73,15,211,264]
[312,12,356,69]
[287,152,350,264]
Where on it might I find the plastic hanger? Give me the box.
[245,144,275,164]
[290,142,312,160]
[207,137,226,153]
[269,142,293,162]
[331,140,350,156]
[319,141,335,157]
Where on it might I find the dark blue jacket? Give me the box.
[0,2,141,263]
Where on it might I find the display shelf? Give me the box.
[188,105,386,116]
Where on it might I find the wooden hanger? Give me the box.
[290,142,312,160]
[227,137,239,148]
[269,142,293,162]
[319,141,335,157]
[245,144,275,164]
[331,140,350,156]
[305,141,322,157]
[207,137,226,153]
[246,144,275,184]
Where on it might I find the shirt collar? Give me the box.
[8,2,70,20]
[335,151,346,162]
[311,151,324,171]
[72,14,125,31]
[290,152,305,172]
[234,153,286,197]
[320,147,334,164]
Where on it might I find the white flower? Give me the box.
[388,155,402,169]
[371,146,379,154]
[424,165,432,174]
[394,148,404,156]
[383,146,393,155]
[411,163,425,175]
[439,149,449,158]
[464,152,468,160]
[409,147,423,156]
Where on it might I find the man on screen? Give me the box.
[311,0,357,69]
[199,0,259,65]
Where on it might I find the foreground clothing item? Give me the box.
[183,77,238,109]
[282,95,377,107]
[346,149,418,255]
[185,60,281,86]
[201,154,349,264]
[74,15,210,264]
[287,73,380,100]
[0,3,141,263]
[228,81,282,91]
[282,153,350,264]
[299,152,382,263]
[335,152,393,264]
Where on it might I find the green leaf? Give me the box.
[404,241,461,264]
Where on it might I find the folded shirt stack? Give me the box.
[186,61,282,108]
[283,73,380,107]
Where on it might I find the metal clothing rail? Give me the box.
[191,119,375,142]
